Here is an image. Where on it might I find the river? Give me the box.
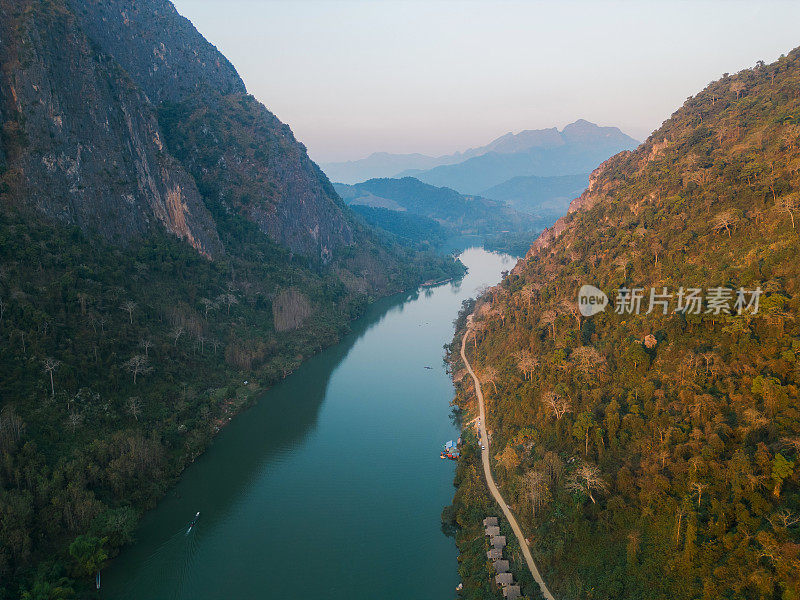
[103,246,516,600]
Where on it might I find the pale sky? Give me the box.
[172,0,800,163]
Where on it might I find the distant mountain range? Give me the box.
[321,120,639,192]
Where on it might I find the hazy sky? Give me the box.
[172,0,800,163]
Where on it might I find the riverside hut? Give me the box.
[493,560,510,574]
[495,573,514,587]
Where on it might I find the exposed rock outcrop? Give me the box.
[0,0,223,256]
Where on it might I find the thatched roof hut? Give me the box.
[493,559,510,574]
[487,547,503,560]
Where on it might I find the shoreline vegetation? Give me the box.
[443,299,545,600]
[0,210,466,598]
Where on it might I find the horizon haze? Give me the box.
[172,0,800,163]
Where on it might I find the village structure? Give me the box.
[482,516,522,599]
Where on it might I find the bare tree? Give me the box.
[126,397,142,421]
[197,335,206,354]
[712,210,738,237]
[0,297,5,324]
[171,326,184,347]
[139,337,153,359]
[542,391,572,420]
[43,358,61,397]
[121,301,137,324]
[218,293,238,316]
[515,351,539,381]
[768,508,800,530]
[523,470,551,517]
[775,194,798,229]
[210,338,221,355]
[124,355,152,384]
[566,462,608,504]
[200,298,215,319]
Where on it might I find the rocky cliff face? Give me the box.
[66,0,357,259]
[67,0,246,105]
[0,0,223,256]
[0,0,359,261]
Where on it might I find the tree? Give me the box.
[200,297,215,319]
[123,355,151,384]
[771,453,795,498]
[20,578,75,600]
[516,351,538,381]
[523,469,551,517]
[120,300,137,324]
[775,194,798,229]
[691,481,708,506]
[218,293,238,315]
[171,326,184,346]
[126,397,142,421]
[573,411,598,456]
[139,337,153,359]
[542,391,571,420]
[566,462,608,504]
[712,209,738,237]
[497,444,520,474]
[480,365,499,394]
[42,358,60,397]
[68,535,107,577]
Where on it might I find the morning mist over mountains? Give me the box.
[321,120,639,191]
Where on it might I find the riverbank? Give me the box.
[444,302,547,600]
[102,247,514,599]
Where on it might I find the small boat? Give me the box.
[186,511,200,534]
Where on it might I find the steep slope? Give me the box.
[0,1,464,597]
[449,51,800,599]
[408,120,639,194]
[481,173,591,225]
[0,0,223,256]
[335,177,538,236]
[66,0,354,260]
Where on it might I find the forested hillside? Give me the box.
[335,177,537,237]
[449,49,800,599]
[0,0,462,596]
